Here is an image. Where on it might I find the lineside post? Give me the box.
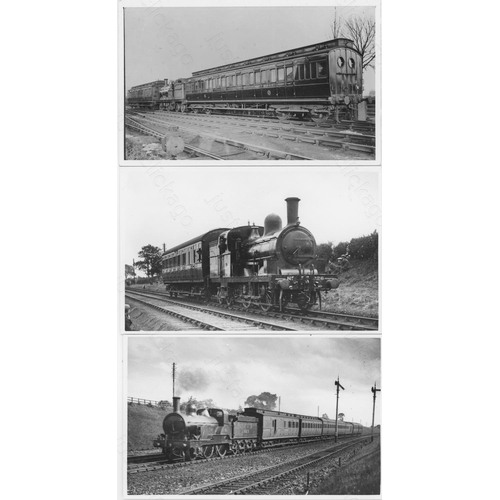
[371,382,381,442]
[334,376,344,442]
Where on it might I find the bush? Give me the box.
[332,231,378,262]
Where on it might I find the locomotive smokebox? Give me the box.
[173,396,180,413]
[285,197,301,226]
[264,213,282,236]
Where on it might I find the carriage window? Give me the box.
[228,75,234,86]
[286,66,293,81]
[249,72,254,85]
[348,58,355,68]
[221,76,226,87]
[278,67,284,82]
[305,63,310,79]
[311,63,317,79]
[193,250,196,262]
[236,74,242,86]
[270,68,277,82]
[261,70,268,83]
[255,71,261,84]
[182,253,186,265]
[243,73,249,85]
[295,64,305,80]
[337,57,345,68]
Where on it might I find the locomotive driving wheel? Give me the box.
[259,289,273,312]
[215,444,228,457]
[241,296,252,309]
[202,445,214,458]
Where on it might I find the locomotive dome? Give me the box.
[264,213,282,236]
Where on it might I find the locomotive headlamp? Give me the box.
[344,96,350,105]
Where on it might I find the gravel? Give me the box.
[127,439,360,495]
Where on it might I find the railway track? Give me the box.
[178,436,370,495]
[125,116,230,160]
[155,110,375,142]
[126,288,378,331]
[127,435,366,474]
[125,290,299,331]
[142,110,375,155]
[126,114,315,160]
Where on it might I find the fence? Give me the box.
[128,397,169,407]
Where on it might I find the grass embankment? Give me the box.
[311,440,381,495]
[128,403,172,451]
[321,258,378,317]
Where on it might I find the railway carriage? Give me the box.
[161,197,339,312]
[183,38,363,122]
[243,408,301,446]
[300,414,324,440]
[127,80,166,110]
[127,38,367,122]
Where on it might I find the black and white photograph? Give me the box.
[122,336,381,496]
[120,167,380,332]
[120,1,379,163]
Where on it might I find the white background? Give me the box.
[2,1,500,499]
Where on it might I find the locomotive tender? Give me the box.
[154,397,363,461]
[161,197,340,312]
[127,38,365,123]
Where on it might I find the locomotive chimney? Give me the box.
[285,197,301,226]
[173,396,180,413]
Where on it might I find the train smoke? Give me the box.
[178,368,210,392]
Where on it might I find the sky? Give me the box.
[124,5,376,94]
[120,167,380,274]
[127,336,381,426]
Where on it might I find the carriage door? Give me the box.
[209,240,219,277]
[272,419,277,434]
[276,64,286,98]
[285,63,294,98]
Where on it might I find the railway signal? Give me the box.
[371,382,381,442]
[334,376,344,442]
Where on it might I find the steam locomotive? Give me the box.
[161,197,339,312]
[127,38,367,123]
[153,396,363,461]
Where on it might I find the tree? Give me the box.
[330,13,376,71]
[317,242,333,263]
[322,413,329,419]
[244,392,278,410]
[135,244,162,278]
[125,264,136,279]
[338,413,345,421]
[342,15,376,70]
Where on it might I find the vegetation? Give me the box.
[244,392,278,410]
[312,442,380,495]
[135,244,163,279]
[329,9,376,71]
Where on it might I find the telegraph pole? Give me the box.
[334,376,344,442]
[371,382,381,442]
[172,363,176,399]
